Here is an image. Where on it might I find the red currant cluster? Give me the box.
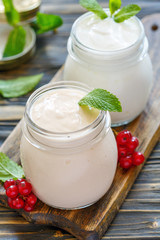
[116,130,145,169]
[4,179,37,212]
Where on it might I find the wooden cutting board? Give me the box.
[0,14,160,240]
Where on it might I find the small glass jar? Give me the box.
[20,81,118,209]
[0,0,41,22]
[63,11,153,127]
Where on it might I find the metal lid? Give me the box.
[0,23,36,70]
[0,0,41,22]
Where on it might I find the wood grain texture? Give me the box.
[0,12,160,240]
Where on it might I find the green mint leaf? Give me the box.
[80,0,108,19]
[0,152,24,183]
[33,12,63,34]
[2,0,19,26]
[0,73,43,98]
[3,26,26,58]
[114,4,141,23]
[78,89,122,112]
[109,0,121,15]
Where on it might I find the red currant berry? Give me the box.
[119,156,133,169]
[6,185,18,199]
[116,130,132,146]
[26,193,37,206]
[24,203,34,212]
[18,181,32,196]
[118,146,128,160]
[133,152,145,166]
[4,179,16,190]
[8,197,15,208]
[12,197,24,209]
[127,136,139,154]
[16,178,26,185]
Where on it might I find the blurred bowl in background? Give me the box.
[0,24,36,71]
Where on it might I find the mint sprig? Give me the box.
[2,0,26,58]
[78,89,122,112]
[109,0,121,16]
[32,12,63,34]
[80,0,108,19]
[0,73,43,98]
[79,0,141,23]
[0,153,24,183]
[2,0,19,26]
[3,26,26,58]
[114,4,141,23]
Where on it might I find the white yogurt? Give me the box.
[64,11,153,126]
[31,89,99,133]
[76,15,140,51]
[20,82,118,209]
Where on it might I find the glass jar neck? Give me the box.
[68,12,147,68]
[23,81,111,154]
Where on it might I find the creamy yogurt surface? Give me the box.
[31,88,99,133]
[76,14,141,51]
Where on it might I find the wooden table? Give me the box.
[1,0,160,239]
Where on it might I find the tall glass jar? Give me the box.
[63,12,153,127]
[20,81,118,209]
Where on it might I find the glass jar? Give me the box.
[0,0,41,22]
[63,12,153,127]
[20,81,118,209]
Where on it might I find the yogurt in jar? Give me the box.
[76,15,140,51]
[63,11,153,126]
[20,82,118,209]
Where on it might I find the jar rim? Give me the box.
[71,9,145,56]
[24,81,111,140]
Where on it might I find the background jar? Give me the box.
[0,0,41,22]
[63,12,153,127]
[0,0,40,70]
[20,81,118,210]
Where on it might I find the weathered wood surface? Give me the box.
[1,0,160,239]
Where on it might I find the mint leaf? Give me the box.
[78,89,122,112]
[3,26,26,58]
[109,0,121,16]
[0,73,43,98]
[2,0,19,26]
[114,4,141,23]
[32,12,63,34]
[0,153,24,183]
[80,0,108,19]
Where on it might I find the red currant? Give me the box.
[133,152,145,166]
[119,156,133,169]
[16,178,26,185]
[116,130,132,146]
[6,185,18,199]
[4,179,16,190]
[127,136,139,154]
[8,197,15,208]
[12,197,24,209]
[118,146,128,160]
[26,193,37,206]
[18,181,32,196]
[24,203,34,212]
